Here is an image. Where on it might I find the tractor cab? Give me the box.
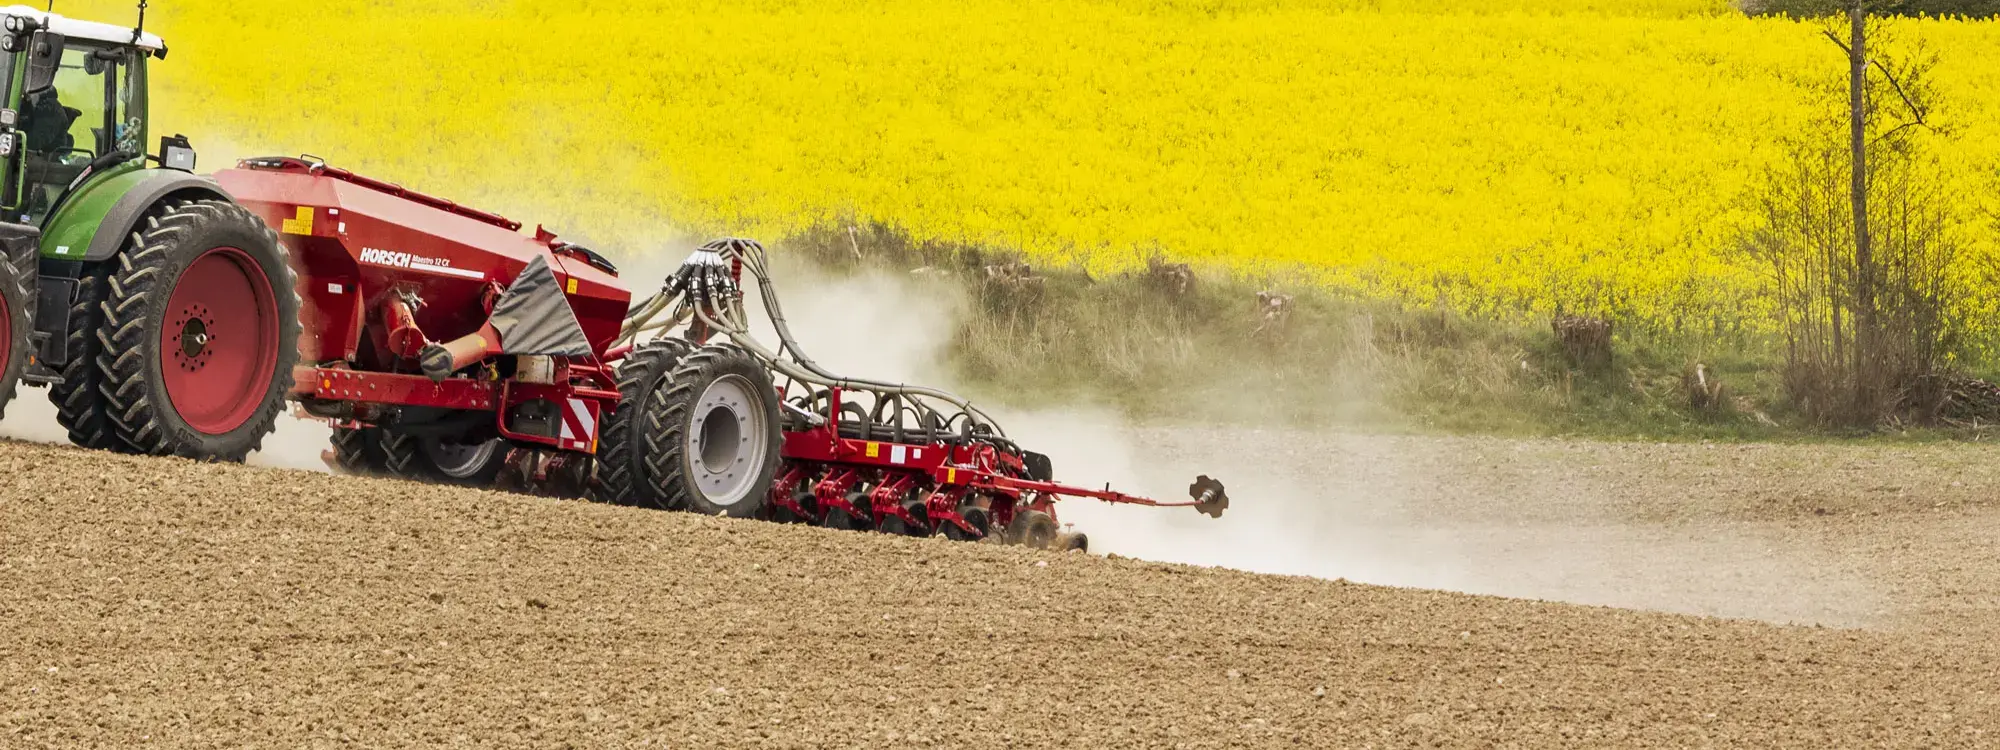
[0,6,166,226]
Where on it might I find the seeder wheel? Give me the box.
[95,199,301,460]
[820,489,871,530]
[327,426,387,475]
[876,501,932,537]
[821,507,867,530]
[941,506,991,542]
[642,344,783,518]
[1053,531,1090,553]
[380,431,510,486]
[769,468,820,524]
[1007,509,1059,549]
[588,339,690,507]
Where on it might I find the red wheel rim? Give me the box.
[161,247,280,435]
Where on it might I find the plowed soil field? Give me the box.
[5,427,2000,748]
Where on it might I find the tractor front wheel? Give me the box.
[96,199,300,460]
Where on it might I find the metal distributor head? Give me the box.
[1188,475,1228,518]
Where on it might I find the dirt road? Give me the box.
[4,431,2000,748]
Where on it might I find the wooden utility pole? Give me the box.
[1848,0,1876,418]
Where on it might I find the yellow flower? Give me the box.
[53,0,2000,336]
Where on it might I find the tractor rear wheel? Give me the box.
[49,271,128,451]
[328,426,387,475]
[642,344,783,518]
[381,431,509,486]
[0,250,28,421]
[96,199,301,460]
[587,339,690,507]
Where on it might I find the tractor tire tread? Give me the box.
[50,271,128,451]
[375,429,506,486]
[642,344,782,518]
[95,199,301,460]
[330,426,386,476]
[587,338,690,507]
[378,430,424,479]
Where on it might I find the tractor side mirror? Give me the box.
[24,30,63,94]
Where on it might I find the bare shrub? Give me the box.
[1738,18,1970,426]
[1744,136,1968,423]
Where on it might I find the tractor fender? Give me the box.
[39,166,233,263]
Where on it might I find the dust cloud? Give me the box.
[1038,427,1882,627]
[746,255,1881,627]
[0,386,68,444]
[250,416,335,471]
[0,382,334,470]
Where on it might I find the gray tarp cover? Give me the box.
[488,254,593,356]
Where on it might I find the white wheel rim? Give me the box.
[688,373,768,506]
[424,438,500,480]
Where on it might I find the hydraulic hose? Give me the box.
[619,238,1007,438]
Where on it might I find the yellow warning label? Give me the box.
[566,278,579,294]
[280,206,314,235]
[865,442,880,458]
[947,468,958,484]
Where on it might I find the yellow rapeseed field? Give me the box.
[56,0,2000,332]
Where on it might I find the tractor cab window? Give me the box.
[14,43,144,224]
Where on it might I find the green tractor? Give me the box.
[0,6,299,460]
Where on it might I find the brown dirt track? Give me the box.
[4,433,2000,748]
